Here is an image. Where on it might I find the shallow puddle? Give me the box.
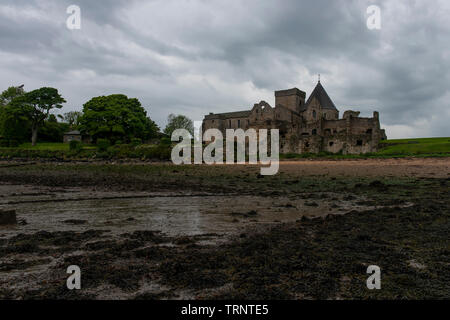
[0,184,371,241]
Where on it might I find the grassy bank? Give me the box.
[378,137,450,155]
[281,137,450,159]
[0,142,171,160]
[1,137,449,160]
[17,142,71,151]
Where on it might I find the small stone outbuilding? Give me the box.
[63,130,82,143]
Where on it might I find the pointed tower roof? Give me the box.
[304,80,338,111]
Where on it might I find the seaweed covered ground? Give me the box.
[0,158,449,299]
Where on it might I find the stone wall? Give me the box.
[63,134,82,143]
[202,86,386,155]
[274,88,306,113]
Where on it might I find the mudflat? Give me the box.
[280,158,450,178]
[0,158,449,299]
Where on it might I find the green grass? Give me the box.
[280,137,450,159]
[1,138,450,160]
[0,141,170,160]
[16,142,70,151]
[0,142,97,160]
[12,142,97,151]
[378,137,450,155]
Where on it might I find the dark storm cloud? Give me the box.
[0,0,448,137]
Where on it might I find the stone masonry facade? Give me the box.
[202,81,386,154]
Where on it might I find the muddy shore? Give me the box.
[0,158,449,299]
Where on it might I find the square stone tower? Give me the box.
[275,88,306,113]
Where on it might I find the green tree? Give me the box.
[79,94,159,143]
[9,87,66,145]
[40,114,70,142]
[0,104,31,144]
[144,117,160,140]
[0,85,29,144]
[61,111,83,128]
[164,114,194,137]
[0,85,24,107]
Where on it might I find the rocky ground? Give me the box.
[0,158,449,299]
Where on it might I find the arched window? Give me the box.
[313,110,316,119]
[312,129,317,135]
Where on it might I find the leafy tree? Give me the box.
[0,104,31,144]
[40,114,70,142]
[164,114,194,137]
[79,94,159,143]
[0,85,29,144]
[0,85,24,107]
[9,87,66,145]
[61,111,83,128]
[144,117,160,140]
[48,114,58,123]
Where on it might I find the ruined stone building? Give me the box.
[202,80,386,154]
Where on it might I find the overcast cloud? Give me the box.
[1,0,449,138]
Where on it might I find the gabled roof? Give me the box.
[64,130,81,135]
[304,81,338,111]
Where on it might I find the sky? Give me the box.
[1,0,449,139]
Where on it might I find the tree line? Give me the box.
[0,85,193,147]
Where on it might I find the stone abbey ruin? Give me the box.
[203,80,386,154]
